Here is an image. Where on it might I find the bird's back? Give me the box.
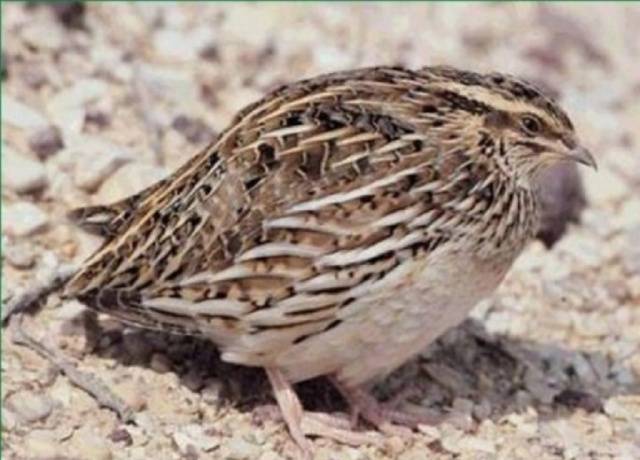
[63,66,538,366]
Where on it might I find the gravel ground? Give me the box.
[2,3,640,459]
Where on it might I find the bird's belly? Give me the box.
[273,247,514,386]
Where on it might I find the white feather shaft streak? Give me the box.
[342,99,415,111]
[373,139,411,155]
[254,91,345,126]
[335,132,382,146]
[264,216,354,236]
[279,91,347,111]
[144,297,252,317]
[372,205,423,227]
[179,265,257,286]
[237,242,323,262]
[294,272,357,292]
[299,127,355,145]
[287,165,427,213]
[408,209,439,228]
[319,232,423,267]
[245,294,340,322]
[262,124,316,139]
[331,150,370,169]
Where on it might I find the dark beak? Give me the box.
[567,146,597,170]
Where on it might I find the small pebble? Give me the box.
[113,379,146,412]
[28,125,64,159]
[49,78,108,113]
[225,435,261,460]
[172,114,216,144]
[3,243,36,269]
[3,202,49,237]
[172,430,196,456]
[50,2,86,29]
[70,430,113,460]
[200,378,223,405]
[23,429,59,457]
[199,44,219,62]
[149,353,173,374]
[604,397,634,420]
[1,95,49,130]
[109,427,133,446]
[5,391,54,424]
[152,26,216,61]
[21,64,48,89]
[3,145,48,193]
[384,435,406,456]
[21,21,64,50]
[3,409,17,431]
[84,107,111,129]
[47,79,109,135]
[181,369,205,392]
[138,64,199,106]
[69,137,132,192]
[173,424,221,453]
[457,435,496,454]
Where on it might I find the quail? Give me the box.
[63,65,597,456]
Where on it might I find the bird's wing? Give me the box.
[66,140,218,238]
[64,66,475,350]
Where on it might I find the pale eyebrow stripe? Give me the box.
[430,81,558,127]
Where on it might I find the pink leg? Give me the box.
[331,378,443,436]
[266,367,312,459]
[265,368,384,455]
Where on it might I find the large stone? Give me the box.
[534,162,586,248]
[22,21,64,50]
[138,64,198,107]
[70,428,113,460]
[48,78,108,113]
[47,78,109,136]
[22,430,59,458]
[3,201,49,237]
[2,145,48,193]
[225,435,262,460]
[5,391,54,424]
[28,125,65,159]
[152,26,216,61]
[1,95,49,130]
[61,135,133,192]
[3,242,36,269]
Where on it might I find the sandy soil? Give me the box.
[2,3,639,459]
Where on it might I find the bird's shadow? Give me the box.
[84,315,638,429]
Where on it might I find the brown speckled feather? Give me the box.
[62,65,596,451]
[63,65,591,382]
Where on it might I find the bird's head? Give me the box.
[422,67,597,184]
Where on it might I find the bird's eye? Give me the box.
[521,116,541,134]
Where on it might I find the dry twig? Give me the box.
[9,314,135,423]
[1,263,78,325]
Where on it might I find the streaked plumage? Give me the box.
[63,65,596,455]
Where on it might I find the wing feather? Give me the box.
[64,66,471,359]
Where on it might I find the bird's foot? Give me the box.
[331,378,443,437]
[265,368,384,459]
